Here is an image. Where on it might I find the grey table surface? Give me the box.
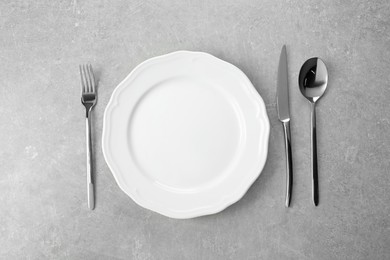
[1,0,390,259]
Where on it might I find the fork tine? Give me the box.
[83,64,92,93]
[88,64,96,93]
[79,65,86,93]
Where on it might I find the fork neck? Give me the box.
[85,105,93,118]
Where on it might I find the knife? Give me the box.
[276,45,293,207]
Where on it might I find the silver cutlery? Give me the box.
[80,64,97,210]
[276,45,293,207]
[298,58,328,206]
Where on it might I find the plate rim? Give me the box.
[102,50,270,219]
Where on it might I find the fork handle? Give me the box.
[86,111,95,210]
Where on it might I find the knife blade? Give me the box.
[277,45,290,122]
[276,45,293,207]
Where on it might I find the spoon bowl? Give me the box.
[299,58,328,103]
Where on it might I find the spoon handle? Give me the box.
[282,121,293,207]
[311,102,319,206]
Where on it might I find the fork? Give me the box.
[80,64,97,210]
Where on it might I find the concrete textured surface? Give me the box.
[1,0,390,259]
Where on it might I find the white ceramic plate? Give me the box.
[102,51,270,219]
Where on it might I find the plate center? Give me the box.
[128,77,243,190]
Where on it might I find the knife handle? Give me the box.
[282,121,293,207]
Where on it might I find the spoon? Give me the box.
[298,57,328,206]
